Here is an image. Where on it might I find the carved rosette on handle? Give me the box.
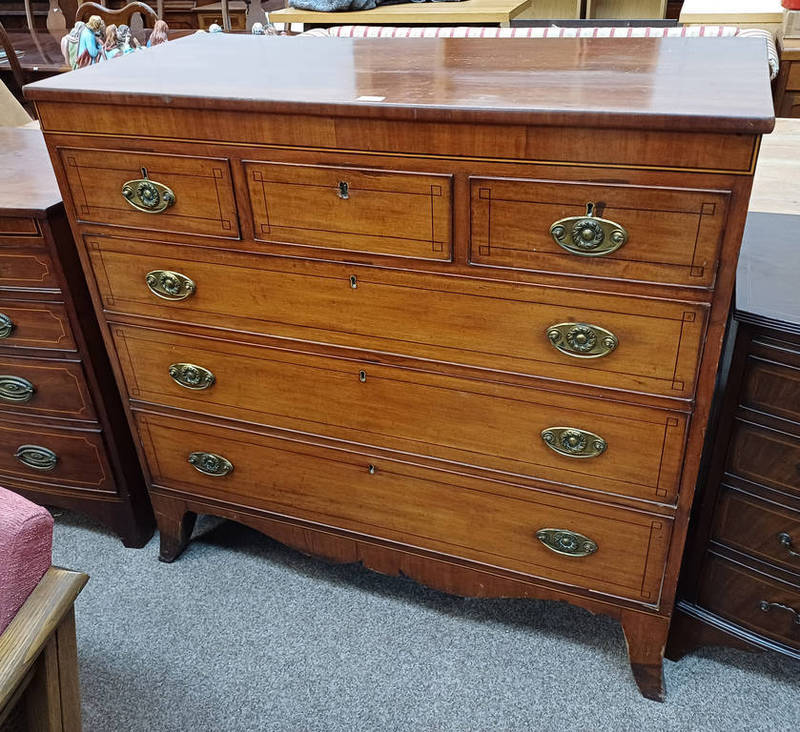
[145,270,196,301]
[536,528,598,557]
[547,322,618,359]
[169,363,215,390]
[188,451,234,477]
[121,169,176,214]
[550,202,628,257]
[541,427,607,459]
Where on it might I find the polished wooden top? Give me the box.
[271,0,532,25]
[0,127,62,215]
[25,34,775,133]
[679,0,783,25]
[737,119,800,327]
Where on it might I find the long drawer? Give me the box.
[136,411,671,604]
[470,177,730,288]
[0,249,60,290]
[88,237,708,399]
[113,324,688,503]
[0,353,96,421]
[0,417,114,493]
[699,554,800,650]
[0,299,76,352]
[713,486,800,575]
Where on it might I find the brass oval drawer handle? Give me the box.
[778,532,800,559]
[549,202,628,257]
[536,528,598,557]
[15,444,58,472]
[145,270,196,301]
[121,169,176,213]
[547,322,618,359]
[188,451,233,477]
[0,375,35,403]
[169,363,215,390]
[542,427,607,459]
[0,313,16,339]
[759,600,800,624]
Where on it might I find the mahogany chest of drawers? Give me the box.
[668,119,800,661]
[26,34,774,699]
[0,128,152,546]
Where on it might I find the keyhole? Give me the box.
[338,181,349,199]
[585,202,595,217]
[349,274,357,289]
[141,166,149,179]
[368,464,376,475]
[359,370,367,383]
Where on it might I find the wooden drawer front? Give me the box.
[244,161,452,260]
[113,326,689,503]
[0,250,60,290]
[89,240,707,399]
[0,419,113,493]
[0,354,95,421]
[787,62,800,92]
[0,300,76,352]
[59,148,239,239]
[728,421,800,500]
[713,487,800,575]
[699,555,800,650]
[741,354,800,424]
[137,413,671,603]
[0,217,40,238]
[470,178,729,288]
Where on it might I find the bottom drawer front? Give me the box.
[0,419,114,493]
[713,488,800,574]
[137,413,671,604]
[699,555,800,650]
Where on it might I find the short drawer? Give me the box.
[0,418,114,493]
[244,161,452,260]
[699,554,800,651]
[112,325,689,503]
[58,147,239,239]
[741,353,800,424]
[0,354,95,421]
[0,299,76,352]
[470,177,729,288]
[713,487,800,574]
[0,250,60,290]
[0,216,40,238]
[727,420,800,501]
[137,412,671,604]
[88,238,708,399]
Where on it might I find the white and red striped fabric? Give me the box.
[300,24,778,78]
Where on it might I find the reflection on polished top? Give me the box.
[25,34,775,133]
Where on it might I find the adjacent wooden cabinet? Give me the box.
[0,128,153,546]
[668,119,800,662]
[26,34,774,700]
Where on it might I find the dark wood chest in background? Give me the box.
[25,34,775,700]
[669,119,800,661]
[0,127,152,546]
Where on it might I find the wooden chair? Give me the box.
[75,1,159,39]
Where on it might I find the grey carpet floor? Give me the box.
[52,510,800,732]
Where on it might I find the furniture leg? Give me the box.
[620,611,669,702]
[152,493,197,563]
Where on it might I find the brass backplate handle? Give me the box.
[0,375,35,403]
[145,270,196,301]
[0,313,15,339]
[547,322,618,359]
[778,532,800,558]
[759,600,800,624]
[542,427,607,459]
[550,202,628,257]
[121,173,176,213]
[536,528,598,557]
[15,444,57,472]
[188,451,233,477]
[169,363,215,390]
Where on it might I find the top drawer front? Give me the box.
[58,148,239,239]
[470,178,729,288]
[88,239,708,399]
[244,162,452,261]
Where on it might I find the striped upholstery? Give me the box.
[301,24,779,79]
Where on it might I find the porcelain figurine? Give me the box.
[75,15,105,68]
[61,20,85,68]
[103,24,121,59]
[147,20,169,47]
[208,23,222,33]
